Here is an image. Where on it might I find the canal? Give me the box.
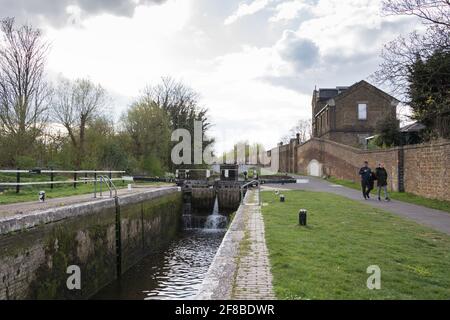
[92,228,225,300]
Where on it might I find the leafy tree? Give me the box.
[121,100,171,175]
[141,77,214,170]
[221,141,267,165]
[373,1,449,139]
[374,1,449,96]
[407,50,450,138]
[97,142,128,171]
[82,117,126,170]
[374,116,402,147]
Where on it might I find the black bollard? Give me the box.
[280,194,285,202]
[39,191,46,202]
[299,209,307,226]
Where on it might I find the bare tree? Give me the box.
[51,78,107,168]
[382,0,450,27]
[281,119,312,144]
[0,17,51,162]
[372,1,450,98]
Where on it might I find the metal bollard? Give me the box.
[39,191,46,202]
[299,209,307,226]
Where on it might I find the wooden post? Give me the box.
[16,168,20,194]
[74,172,77,189]
[94,170,97,198]
[50,168,54,189]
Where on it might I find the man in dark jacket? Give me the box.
[359,161,372,199]
[375,163,390,201]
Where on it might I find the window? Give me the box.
[358,103,367,120]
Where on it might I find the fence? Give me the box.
[0,169,126,193]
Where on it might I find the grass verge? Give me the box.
[326,176,450,213]
[261,190,450,299]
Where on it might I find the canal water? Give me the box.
[92,228,225,300]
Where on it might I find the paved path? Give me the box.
[232,189,276,300]
[264,176,450,235]
[0,185,174,218]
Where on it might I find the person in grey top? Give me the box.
[375,163,390,201]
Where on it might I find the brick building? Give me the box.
[312,80,399,147]
[267,80,449,201]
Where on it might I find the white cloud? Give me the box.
[6,0,420,154]
[46,0,193,98]
[295,0,411,56]
[275,30,319,71]
[269,0,310,22]
[224,0,274,25]
[263,0,418,94]
[186,45,310,153]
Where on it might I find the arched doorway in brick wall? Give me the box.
[307,159,322,177]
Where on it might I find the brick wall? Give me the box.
[272,138,449,201]
[403,140,450,201]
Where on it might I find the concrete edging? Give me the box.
[0,187,180,235]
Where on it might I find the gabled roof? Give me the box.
[400,121,426,132]
[317,89,340,101]
[334,80,399,104]
[316,87,348,102]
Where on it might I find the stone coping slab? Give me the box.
[0,187,180,235]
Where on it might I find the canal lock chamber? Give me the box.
[181,181,242,230]
[93,182,243,300]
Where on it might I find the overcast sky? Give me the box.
[1,0,418,153]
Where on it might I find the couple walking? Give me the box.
[359,161,390,201]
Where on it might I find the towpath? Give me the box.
[0,185,174,219]
[232,189,276,299]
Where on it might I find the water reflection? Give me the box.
[93,229,224,300]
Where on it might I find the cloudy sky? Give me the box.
[1,0,418,153]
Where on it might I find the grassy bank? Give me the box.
[0,181,172,205]
[261,190,450,299]
[326,176,450,213]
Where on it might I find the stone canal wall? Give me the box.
[0,187,182,300]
